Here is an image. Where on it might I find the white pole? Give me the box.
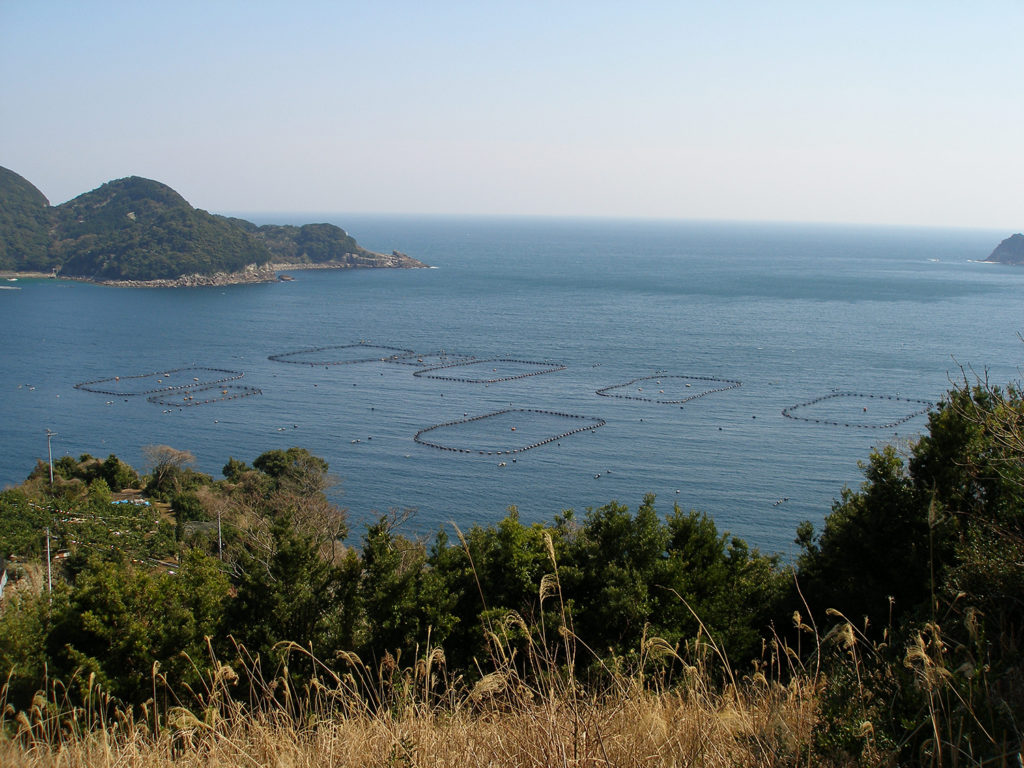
[45,526,52,595]
[46,429,57,486]
[217,508,223,561]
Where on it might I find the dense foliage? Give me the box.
[793,380,1024,764]
[50,178,273,280]
[0,448,782,699]
[0,166,53,272]
[0,166,402,281]
[248,222,367,264]
[2,376,1022,764]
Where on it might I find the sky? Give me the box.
[1,1,1022,229]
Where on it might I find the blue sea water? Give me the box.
[2,217,1021,556]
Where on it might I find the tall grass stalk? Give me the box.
[0,556,823,767]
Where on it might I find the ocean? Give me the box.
[2,217,1020,556]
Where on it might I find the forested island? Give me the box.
[0,166,427,285]
[1,376,1022,766]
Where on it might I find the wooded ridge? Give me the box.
[0,166,426,283]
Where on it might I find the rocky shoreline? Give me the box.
[90,263,279,288]
[270,250,429,272]
[0,251,429,288]
[986,233,1024,265]
[0,270,57,280]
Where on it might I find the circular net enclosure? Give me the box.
[385,351,476,367]
[268,343,414,365]
[147,384,262,407]
[782,392,932,429]
[413,358,567,383]
[596,374,741,404]
[415,409,605,455]
[75,366,244,396]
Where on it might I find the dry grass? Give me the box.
[0,609,824,767]
[0,672,820,768]
[0,532,826,767]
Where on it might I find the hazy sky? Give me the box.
[2,1,1021,228]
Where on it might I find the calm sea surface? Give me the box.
[2,217,1021,555]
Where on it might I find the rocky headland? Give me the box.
[985,233,1024,265]
[0,166,428,285]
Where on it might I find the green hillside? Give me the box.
[51,177,273,281]
[252,222,369,265]
[0,167,423,281]
[0,166,54,272]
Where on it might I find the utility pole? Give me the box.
[45,429,57,486]
[45,527,52,595]
[217,508,223,561]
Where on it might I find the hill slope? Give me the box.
[986,233,1024,265]
[0,166,54,272]
[0,167,426,282]
[51,177,274,281]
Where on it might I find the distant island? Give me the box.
[985,233,1024,265]
[0,166,427,286]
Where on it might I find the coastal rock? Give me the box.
[271,250,428,271]
[986,233,1024,265]
[94,263,278,288]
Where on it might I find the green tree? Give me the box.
[47,550,228,704]
[0,586,69,707]
[358,514,427,660]
[796,446,931,630]
[221,456,251,483]
[0,489,52,558]
[100,454,139,491]
[253,446,333,497]
[87,477,112,505]
[226,507,348,662]
[794,380,1024,764]
[561,495,667,658]
[654,506,782,663]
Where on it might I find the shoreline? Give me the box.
[0,252,429,288]
[0,270,57,280]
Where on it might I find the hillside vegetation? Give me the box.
[1,374,1022,766]
[0,167,52,272]
[0,167,425,281]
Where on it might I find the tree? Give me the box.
[0,586,67,707]
[46,550,228,704]
[0,489,52,558]
[100,454,139,491]
[253,446,334,497]
[654,505,782,663]
[794,379,1024,764]
[226,506,349,663]
[221,456,250,483]
[143,444,195,499]
[796,446,932,630]
[358,513,427,659]
[561,495,667,658]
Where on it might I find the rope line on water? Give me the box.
[414,408,605,454]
